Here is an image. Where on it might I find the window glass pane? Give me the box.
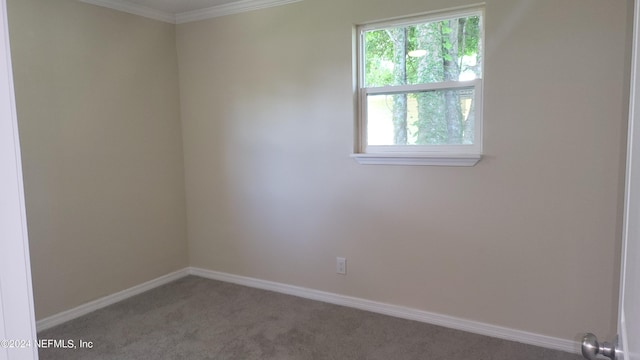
[363,15,482,87]
[367,88,475,145]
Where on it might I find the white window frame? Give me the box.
[352,6,485,166]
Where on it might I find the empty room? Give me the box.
[1,0,637,359]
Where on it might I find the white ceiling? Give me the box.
[80,0,303,23]
[122,0,239,14]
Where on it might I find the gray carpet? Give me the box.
[37,276,583,359]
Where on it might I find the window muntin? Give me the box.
[357,8,484,160]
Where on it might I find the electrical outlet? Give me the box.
[336,257,346,275]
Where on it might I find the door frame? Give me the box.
[618,1,640,358]
[0,0,39,358]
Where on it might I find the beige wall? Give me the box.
[177,0,629,341]
[6,0,629,343]
[8,0,188,319]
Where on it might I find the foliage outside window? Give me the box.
[354,7,484,166]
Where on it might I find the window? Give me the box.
[353,7,484,166]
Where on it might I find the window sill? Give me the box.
[350,153,482,166]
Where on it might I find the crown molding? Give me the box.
[79,0,305,24]
[175,0,303,24]
[79,0,176,23]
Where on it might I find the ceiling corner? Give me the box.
[175,0,304,24]
[79,0,177,24]
[79,0,304,24]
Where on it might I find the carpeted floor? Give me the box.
[37,276,583,360]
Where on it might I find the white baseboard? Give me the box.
[36,266,580,354]
[189,267,580,354]
[36,268,190,332]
